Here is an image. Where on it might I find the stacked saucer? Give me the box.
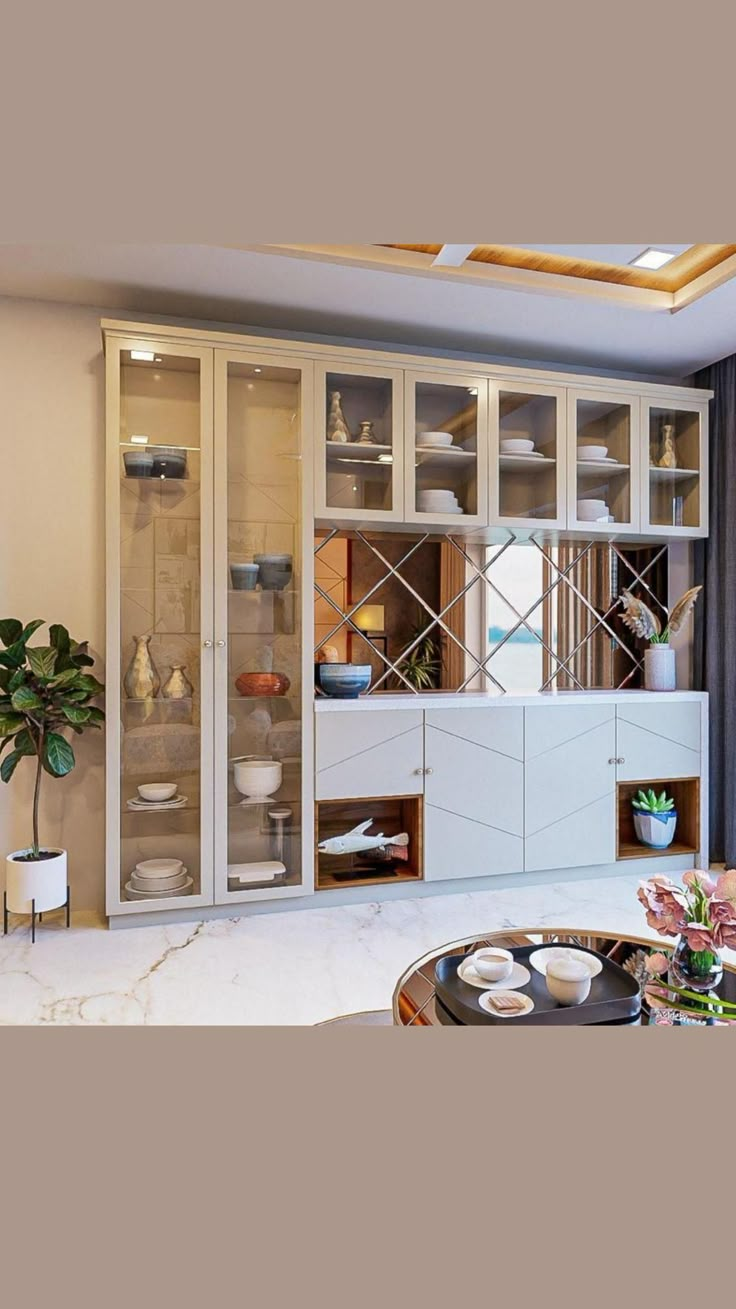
[577,497,611,522]
[127,782,188,812]
[417,488,463,515]
[125,857,194,900]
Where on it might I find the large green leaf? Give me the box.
[0,619,22,648]
[0,712,24,736]
[0,750,23,783]
[86,707,106,725]
[26,646,58,679]
[49,624,70,654]
[0,669,9,692]
[43,732,75,777]
[11,685,42,712]
[74,673,104,695]
[21,619,44,642]
[8,669,26,692]
[49,667,82,689]
[0,639,28,669]
[13,728,37,757]
[62,706,91,725]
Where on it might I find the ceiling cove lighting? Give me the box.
[630,248,678,270]
[431,244,477,267]
[130,349,155,361]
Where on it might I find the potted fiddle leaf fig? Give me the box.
[0,619,105,918]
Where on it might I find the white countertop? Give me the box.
[314,689,707,711]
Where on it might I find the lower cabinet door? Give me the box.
[524,704,616,872]
[423,709,524,880]
[315,709,424,801]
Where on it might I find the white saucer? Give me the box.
[500,450,544,459]
[478,990,535,1018]
[458,957,531,991]
[124,876,193,900]
[529,946,603,978]
[127,795,188,811]
[578,455,620,464]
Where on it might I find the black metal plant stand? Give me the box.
[3,886,71,943]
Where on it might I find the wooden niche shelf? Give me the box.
[316,796,423,890]
[616,777,700,861]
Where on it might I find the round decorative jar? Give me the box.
[670,934,723,994]
[644,644,676,691]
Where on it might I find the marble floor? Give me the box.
[0,871,665,1025]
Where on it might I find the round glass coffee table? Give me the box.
[393,928,736,1026]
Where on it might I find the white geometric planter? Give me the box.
[5,848,68,914]
[644,645,676,692]
[633,811,678,850]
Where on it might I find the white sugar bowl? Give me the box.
[545,957,592,1006]
[472,947,514,983]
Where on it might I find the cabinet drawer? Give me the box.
[616,702,701,781]
[315,709,424,800]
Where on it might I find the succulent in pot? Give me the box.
[632,788,678,849]
[0,619,105,920]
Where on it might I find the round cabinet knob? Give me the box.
[413,768,424,775]
[425,767,434,775]
[608,758,617,765]
[216,640,226,648]
[202,640,213,648]
[618,757,625,764]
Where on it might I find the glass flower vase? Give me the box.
[670,935,723,994]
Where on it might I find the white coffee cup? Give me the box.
[472,947,514,982]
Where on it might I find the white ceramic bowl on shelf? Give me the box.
[578,444,608,461]
[135,856,183,879]
[500,438,535,454]
[137,782,178,802]
[577,498,608,521]
[130,867,188,892]
[233,758,282,800]
[417,431,453,447]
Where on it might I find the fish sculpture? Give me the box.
[318,819,410,858]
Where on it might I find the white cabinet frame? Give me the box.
[404,370,489,529]
[314,359,405,525]
[490,379,567,530]
[639,396,709,539]
[566,387,642,536]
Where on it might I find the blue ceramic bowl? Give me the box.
[318,664,371,698]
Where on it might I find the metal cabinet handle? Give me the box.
[413,768,424,775]
[618,756,625,764]
[425,767,434,775]
[202,640,213,648]
[216,639,226,648]
[608,757,617,765]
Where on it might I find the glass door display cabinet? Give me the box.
[567,389,641,535]
[314,361,403,524]
[404,372,488,528]
[213,352,312,904]
[106,336,214,914]
[641,398,708,537]
[490,381,566,529]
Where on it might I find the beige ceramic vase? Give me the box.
[162,663,194,700]
[124,635,160,700]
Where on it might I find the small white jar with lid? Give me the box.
[545,958,592,1006]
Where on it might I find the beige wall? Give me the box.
[0,297,107,911]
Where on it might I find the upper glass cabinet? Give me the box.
[111,339,214,913]
[642,399,708,536]
[405,372,488,526]
[568,389,640,534]
[214,352,310,904]
[491,382,566,528]
[314,361,403,522]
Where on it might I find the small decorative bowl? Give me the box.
[230,562,259,591]
[151,447,187,479]
[123,450,154,477]
[137,782,178,802]
[235,672,290,697]
[318,664,371,698]
[500,438,535,454]
[254,553,293,592]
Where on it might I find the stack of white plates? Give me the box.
[417,488,463,515]
[577,498,611,522]
[127,782,187,813]
[125,857,194,899]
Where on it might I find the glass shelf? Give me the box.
[495,387,563,525]
[411,376,481,520]
[320,367,399,515]
[571,392,636,529]
[646,405,703,530]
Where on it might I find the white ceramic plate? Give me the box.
[129,867,189,892]
[127,796,188,811]
[124,876,193,900]
[458,957,531,991]
[499,451,545,460]
[135,856,184,877]
[529,946,603,978]
[478,990,535,1019]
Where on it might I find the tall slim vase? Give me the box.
[644,644,676,692]
[123,635,160,700]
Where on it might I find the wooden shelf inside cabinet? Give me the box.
[616,777,699,861]
[499,454,556,473]
[316,796,423,890]
[648,466,700,482]
[415,447,476,469]
[577,460,630,474]
[325,441,393,463]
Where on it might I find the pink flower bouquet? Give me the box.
[637,871,736,952]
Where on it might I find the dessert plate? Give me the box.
[127,795,188,811]
[529,946,603,978]
[478,990,535,1018]
[457,957,531,991]
[124,876,193,900]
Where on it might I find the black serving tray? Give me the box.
[434,944,641,1026]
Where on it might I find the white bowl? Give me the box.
[417,431,453,447]
[130,867,188,892]
[135,856,183,879]
[500,438,535,454]
[125,876,193,900]
[529,947,603,979]
[137,782,178,802]
[578,444,608,461]
[233,758,282,799]
[418,493,458,506]
[545,958,592,1006]
[472,947,514,982]
[577,498,607,512]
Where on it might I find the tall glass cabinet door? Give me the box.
[490,381,566,528]
[641,398,708,537]
[213,353,312,904]
[405,372,488,526]
[107,337,214,915]
[314,361,403,523]
[567,389,641,535]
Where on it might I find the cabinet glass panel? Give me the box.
[224,361,303,895]
[323,370,395,513]
[647,406,702,529]
[118,350,204,905]
[413,381,478,518]
[574,397,633,526]
[498,390,559,521]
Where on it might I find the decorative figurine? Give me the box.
[318,819,409,857]
[123,635,160,700]
[658,422,677,469]
[356,420,377,445]
[162,663,194,700]
[327,390,351,443]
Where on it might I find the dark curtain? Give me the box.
[693,356,736,865]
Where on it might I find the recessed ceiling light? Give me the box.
[130,350,155,361]
[432,244,477,267]
[630,248,677,270]
[130,435,149,445]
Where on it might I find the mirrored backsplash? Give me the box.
[314,532,670,694]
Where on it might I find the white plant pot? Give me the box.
[5,848,68,915]
[633,812,678,850]
[644,645,676,692]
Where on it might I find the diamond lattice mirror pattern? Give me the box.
[314,532,669,694]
